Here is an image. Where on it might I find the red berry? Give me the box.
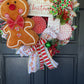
[52,9,54,11]
[55,44,57,46]
[56,50,60,53]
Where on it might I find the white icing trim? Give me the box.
[0,0,27,19]
[24,21,32,28]
[3,21,35,48]
[0,0,7,19]
[20,0,27,16]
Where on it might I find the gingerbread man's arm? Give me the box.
[3,24,10,34]
[24,18,35,29]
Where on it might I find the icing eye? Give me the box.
[14,1,16,3]
[7,2,9,5]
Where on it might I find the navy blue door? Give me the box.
[0,0,84,84]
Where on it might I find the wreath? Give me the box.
[0,0,79,74]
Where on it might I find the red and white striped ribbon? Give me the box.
[16,38,58,73]
[30,38,58,70]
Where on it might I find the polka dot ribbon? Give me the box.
[49,0,73,16]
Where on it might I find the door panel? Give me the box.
[34,56,77,84]
[77,10,84,84]
[80,0,84,8]
[34,70,44,84]
[59,43,78,55]
[0,44,16,54]
[4,56,30,84]
[47,57,76,84]
[2,55,77,84]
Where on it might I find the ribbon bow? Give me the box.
[7,15,24,30]
[16,38,58,73]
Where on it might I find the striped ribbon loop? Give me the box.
[30,38,58,70]
[16,38,59,73]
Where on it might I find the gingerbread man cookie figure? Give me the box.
[0,0,39,48]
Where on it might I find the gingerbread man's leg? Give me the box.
[7,35,22,48]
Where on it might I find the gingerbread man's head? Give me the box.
[0,0,29,21]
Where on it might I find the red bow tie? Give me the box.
[7,15,24,30]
